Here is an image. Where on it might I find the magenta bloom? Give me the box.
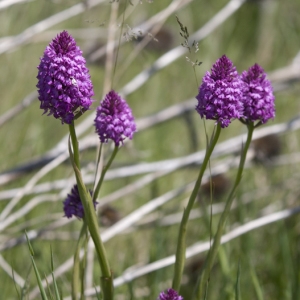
[241,63,275,123]
[196,55,244,128]
[158,289,183,300]
[37,31,94,124]
[63,185,97,219]
[94,90,137,146]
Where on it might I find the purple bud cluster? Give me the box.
[94,90,137,146]
[158,288,184,300]
[241,63,275,123]
[196,55,275,127]
[63,185,97,219]
[37,31,94,124]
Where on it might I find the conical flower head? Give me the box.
[196,55,244,128]
[241,63,275,123]
[37,30,94,124]
[63,185,97,219]
[94,90,137,146]
[157,288,183,300]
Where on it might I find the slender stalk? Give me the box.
[92,143,103,196]
[80,232,89,300]
[68,122,114,300]
[69,122,81,170]
[72,222,88,300]
[193,66,199,88]
[172,124,222,291]
[104,0,119,93]
[93,145,119,202]
[112,0,128,88]
[196,122,254,299]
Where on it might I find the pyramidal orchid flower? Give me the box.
[63,185,97,219]
[37,30,94,124]
[241,63,275,124]
[196,55,244,128]
[94,90,137,146]
[157,288,183,300]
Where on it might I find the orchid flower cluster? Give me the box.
[35,31,275,299]
[173,54,275,297]
[196,54,275,128]
[37,31,136,300]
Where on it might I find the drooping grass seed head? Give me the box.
[135,26,174,53]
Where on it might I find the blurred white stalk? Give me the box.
[0,0,107,55]
[0,254,25,287]
[0,0,34,11]
[0,152,69,222]
[69,205,300,298]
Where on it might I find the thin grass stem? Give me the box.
[172,123,222,291]
[93,145,119,202]
[196,122,254,299]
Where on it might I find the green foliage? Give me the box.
[25,232,48,300]
[0,0,300,299]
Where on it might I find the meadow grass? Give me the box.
[0,0,300,299]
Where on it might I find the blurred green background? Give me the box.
[0,0,300,299]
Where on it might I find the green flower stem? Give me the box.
[80,236,89,300]
[93,145,119,202]
[69,122,81,170]
[197,122,254,299]
[68,122,113,300]
[172,123,222,291]
[92,143,103,196]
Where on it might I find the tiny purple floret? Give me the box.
[37,30,94,124]
[94,90,137,146]
[241,63,275,123]
[63,185,97,219]
[196,55,244,128]
[157,288,183,300]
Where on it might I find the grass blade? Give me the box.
[25,232,48,300]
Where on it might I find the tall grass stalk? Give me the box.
[196,122,254,299]
[172,123,222,291]
[72,222,88,300]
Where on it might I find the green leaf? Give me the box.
[250,265,263,300]
[30,256,48,300]
[50,246,61,300]
[12,269,21,299]
[235,261,241,300]
[25,232,48,300]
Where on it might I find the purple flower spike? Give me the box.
[196,55,244,128]
[63,185,97,219]
[94,90,137,146]
[241,63,275,124]
[37,30,94,124]
[158,288,183,300]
